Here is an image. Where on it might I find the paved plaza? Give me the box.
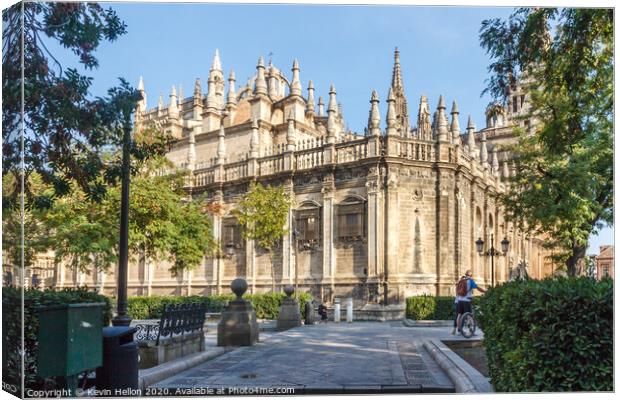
[151,322,482,394]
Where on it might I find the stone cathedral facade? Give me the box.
[22,49,553,307]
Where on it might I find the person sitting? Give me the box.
[317,303,328,323]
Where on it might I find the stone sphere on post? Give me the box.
[231,278,248,300]
[283,284,295,299]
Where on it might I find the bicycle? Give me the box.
[459,303,477,338]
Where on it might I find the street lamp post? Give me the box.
[476,234,510,287]
[112,117,132,327]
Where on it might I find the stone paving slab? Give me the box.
[152,322,464,394]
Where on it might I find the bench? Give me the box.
[134,303,208,369]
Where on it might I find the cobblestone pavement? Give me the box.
[152,322,477,393]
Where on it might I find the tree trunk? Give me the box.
[269,249,275,292]
[565,243,587,277]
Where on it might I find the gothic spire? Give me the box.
[137,76,147,112]
[306,80,315,115]
[450,101,461,146]
[386,87,397,136]
[416,95,431,140]
[390,47,410,136]
[254,56,268,96]
[326,85,338,143]
[157,92,164,115]
[211,48,222,72]
[290,59,302,97]
[227,69,237,106]
[317,96,325,117]
[168,85,179,119]
[435,95,449,142]
[466,115,478,159]
[368,90,381,136]
[491,146,500,175]
[480,130,489,167]
[327,84,338,113]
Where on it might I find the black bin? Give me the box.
[96,326,139,393]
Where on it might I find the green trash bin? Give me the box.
[37,302,105,391]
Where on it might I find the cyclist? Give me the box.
[455,269,485,335]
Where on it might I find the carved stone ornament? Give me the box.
[412,189,424,201]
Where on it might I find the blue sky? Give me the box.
[47,2,612,254]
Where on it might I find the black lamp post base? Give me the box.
[112,315,132,327]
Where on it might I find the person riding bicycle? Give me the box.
[455,269,485,335]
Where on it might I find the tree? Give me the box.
[233,183,292,291]
[2,2,170,204]
[480,8,613,276]
[1,172,52,271]
[43,161,216,276]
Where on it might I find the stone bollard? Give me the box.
[276,285,302,331]
[346,297,353,323]
[217,278,259,346]
[304,301,315,325]
[333,298,341,323]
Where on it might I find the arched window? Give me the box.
[221,216,242,251]
[336,196,366,241]
[294,201,321,250]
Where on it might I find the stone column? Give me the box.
[365,167,381,278]
[282,179,294,286]
[213,191,224,294]
[385,167,400,282]
[57,261,65,288]
[246,237,256,293]
[146,258,153,296]
[321,172,335,299]
[186,269,193,296]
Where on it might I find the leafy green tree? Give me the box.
[480,8,613,276]
[43,162,216,276]
[2,2,170,204]
[1,172,52,272]
[233,183,292,291]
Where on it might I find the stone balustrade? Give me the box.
[182,135,504,190]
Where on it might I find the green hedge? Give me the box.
[127,294,233,319]
[479,277,613,392]
[2,286,112,393]
[406,295,479,320]
[126,292,313,320]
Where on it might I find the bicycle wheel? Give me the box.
[460,312,476,338]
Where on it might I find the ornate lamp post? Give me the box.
[112,113,132,326]
[476,234,510,287]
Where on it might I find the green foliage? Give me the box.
[233,183,292,290]
[406,295,479,320]
[480,9,613,275]
[2,287,112,392]
[2,2,166,204]
[126,294,234,319]
[479,277,613,391]
[125,292,313,320]
[42,164,216,274]
[2,173,53,269]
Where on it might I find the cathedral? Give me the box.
[18,48,553,313]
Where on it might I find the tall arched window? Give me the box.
[336,196,366,242]
[294,201,322,250]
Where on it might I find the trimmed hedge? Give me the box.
[406,295,479,320]
[127,294,233,319]
[2,286,112,393]
[126,292,313,320]
[479,277,613,392]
